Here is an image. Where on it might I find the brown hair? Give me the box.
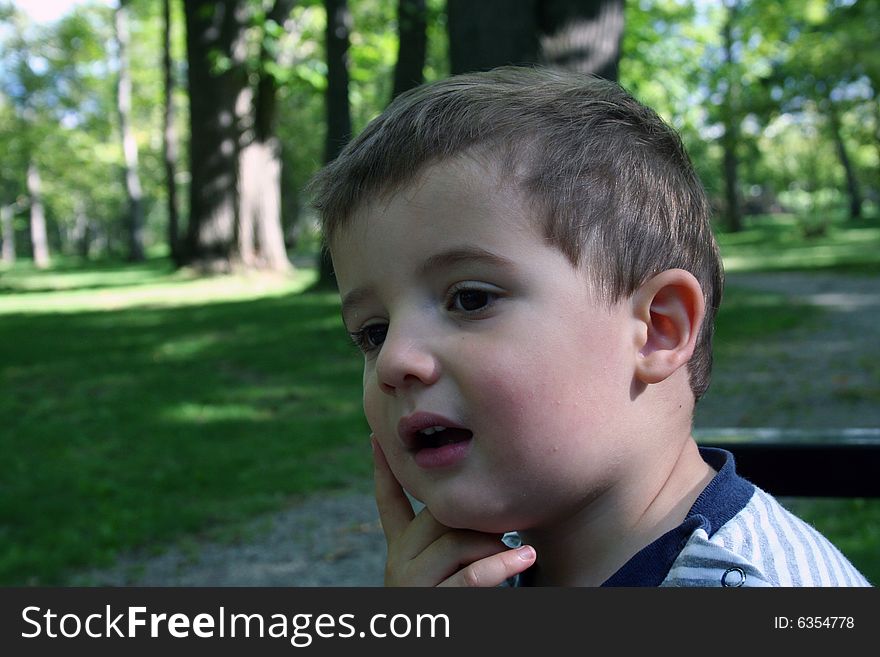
[308,66,724,400]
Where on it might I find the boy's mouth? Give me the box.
[414,425,474,449]
[398,413,474,452]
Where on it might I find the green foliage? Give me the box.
[621,0,878,221]
[0,1,174,259]
[2,0,876,261]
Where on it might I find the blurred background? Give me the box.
[1,0,878,586]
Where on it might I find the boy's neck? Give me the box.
[518,433,715,587]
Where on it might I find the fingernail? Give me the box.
[516,545,535,561]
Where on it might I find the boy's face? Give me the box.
[332,157,640,533]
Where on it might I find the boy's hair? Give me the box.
[308,66,724,401]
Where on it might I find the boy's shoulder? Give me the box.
[663,484,871,587]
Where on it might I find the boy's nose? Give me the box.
[375,327,440,395]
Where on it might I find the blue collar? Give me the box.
[600,447,755,587]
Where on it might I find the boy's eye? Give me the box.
[363,324,387,347]
[450,288,496,312]
[351,324,387,352]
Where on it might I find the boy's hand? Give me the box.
[371,436,536,587]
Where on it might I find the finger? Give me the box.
[397,530,510,587]
[396,504,456,559]
[438,545,537,588]
[372,436,415,543]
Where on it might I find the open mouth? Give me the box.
[414,425,474,450]
[398,413,474,467]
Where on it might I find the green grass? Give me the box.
[713,285,821,346]
[717,213,880,274]
[0,257,370,585]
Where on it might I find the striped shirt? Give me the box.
[661,451,870,587]
[509,447,872,587]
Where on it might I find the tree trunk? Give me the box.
[115,0,146,262]
[27,161,50,269]
[324,0,353,163]
[1,203,15,264]
[446,0,622,79]
[72,198,92,258]
[183,0,249,271]
[162,0,181,265]
[315,0,353,289]
[875,97,880,193]
[236,0,294,273]
[391,0,427,100]
[721,4,742,233]
[447,0,539,74]
[238,135,291,271]
[538,0,624,81]
[825,99,863,221]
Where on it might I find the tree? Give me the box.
[748,0,874,224]
[538,0,624,81]
[162,0,182,265]
[0,201,19,264]
[782,0,873,221]
[323,0,353,163]
[447,0,538,74]
[114,0,146,261]
[183,0,248,270]
[0,95,25,265]
[314,0,353,290]
[26,160,50,268]
[391,0,427,100]
[823,94,863,220]
[720,0,743,233]
[182,0,293,273]
[237,0,296,272]
[0,2,166,261]
[446,0,624,79]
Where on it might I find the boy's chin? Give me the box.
[426,500,521,535]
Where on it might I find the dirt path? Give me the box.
[694,272,880,430]
[71,272,880,586]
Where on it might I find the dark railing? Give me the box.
[695,428,880,498]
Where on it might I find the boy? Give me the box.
[308,67,870,587]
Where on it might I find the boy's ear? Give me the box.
[631,269,706,385]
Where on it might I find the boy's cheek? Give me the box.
[362,384,402,460]
[362,386,383,438]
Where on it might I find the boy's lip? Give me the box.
[397,412,471,450]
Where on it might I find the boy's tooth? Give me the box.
[421,426,446,436]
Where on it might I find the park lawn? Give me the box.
[717,212,880,274]
[0,259,371,585]
[1,214,878,586]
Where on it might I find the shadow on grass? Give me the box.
[716,216,880,275]
[0,290,370,585]
[0,256,179,294]
[713,285,822,346]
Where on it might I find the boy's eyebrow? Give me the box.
[417,246,516,278]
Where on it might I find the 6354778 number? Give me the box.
[774,616,854,629]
